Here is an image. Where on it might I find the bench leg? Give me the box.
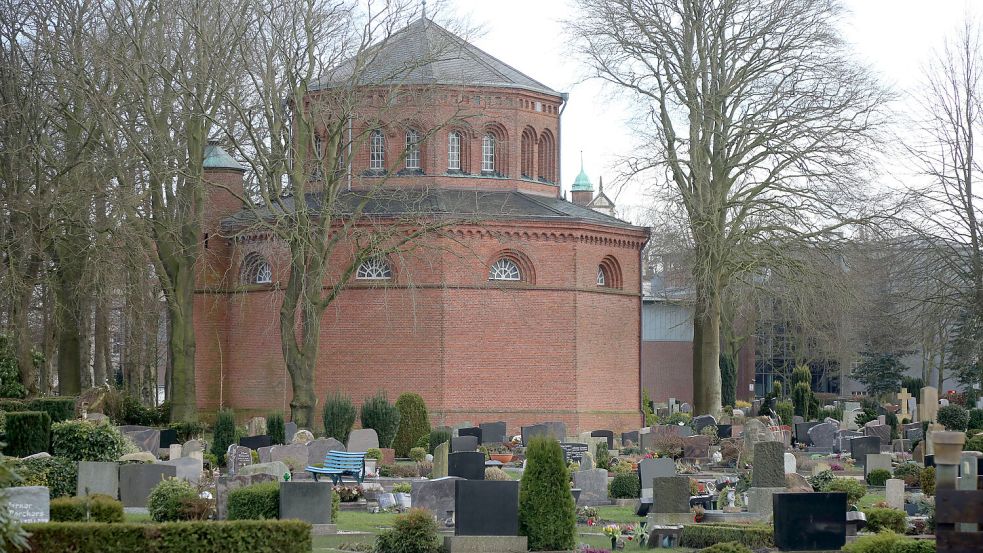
[312,473,319,483]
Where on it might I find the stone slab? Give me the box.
[77,461,119,498]
[308,438,345,467]
[479,422,507,444]
[432,441,449,479]
[773,492,847,551]
[454,480,519,536]
[638,457,676,498]
[573,468,608,506]
[412,476,462,523]
[162,456,203,484]
[119,464,177,508]
[448,452,485,480]
[652,476,690,514]
[751,441,785,487]
[451,436,479,453]
[2,486,49,523]
[346,429,379,452]
[279,480,334,524]
[239,435,273,450]
[458,427,482,444]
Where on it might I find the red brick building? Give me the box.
[193,19,649,434]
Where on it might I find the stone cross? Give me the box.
[897,388,911,417]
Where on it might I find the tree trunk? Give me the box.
[693,282,723,416]
[168,274,197,421]
[10,285,37,395]
[93,300,109,388]
[54,270,82,396]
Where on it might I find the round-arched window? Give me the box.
[488,258,521,281]
[241,252,273,285]
[356,257,393,280]
[597,266,607,287]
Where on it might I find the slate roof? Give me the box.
[313,18,561,97]
[222,189,642,234]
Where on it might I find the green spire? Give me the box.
[204,140,245,172]
[572,151,593,191]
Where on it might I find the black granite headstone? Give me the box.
[559,443,589,463]
[521,424,549,446]
[849,436,881,468]
[794,422,819,445]
[159,429,178,450]
[715,424,732,439]
[773,492,846,551]
[448,452,485,480]
[590,430,615,450]
[621,431,640,447]
[280,481,333,524]
[924,454,934,468]
[454,480,519,536]
[458,427,483,445]
[451,436,479,453]
[479,422,507,444]
[239,435,273,450]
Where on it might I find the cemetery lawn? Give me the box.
[858,491,886,510]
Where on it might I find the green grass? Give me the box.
[858,491,886,510]
[123,512,153,523]
[334,510,397,533]
[593,504,644,524]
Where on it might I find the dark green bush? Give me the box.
[792,382,811,419]
[937,404,969,431]
[864,508,906,534]
[969,409,983,430]
[392,393,430,458]
[965,433,983,453]
[168,421,205,443]
[608,472,640,499]
[0,334,30,399]
[920,467,935,496]
[891,538,936,553]
[867,469,892,487]
[359,392,401,449]
[52,420,130,462]
[267,413,286,445]
[5,411,51,457]
[103,390,166,426]
[227,481,279,520]
[211,409,236,466]
[827,477,867,504]
[19,520,312,552]
[28,397,76,423]
[374,507,440,553]
[680,524,774,549]
[19,456,78,498]
[893,463,921,486]
[409,447,426,462]
[323,392,357,444]
[775,401,794,426]
[699,542,754,553]
[0,399,27,412]
[594,442,610,471]
[518,437,576,551]
[428,428,450,455]
[50,495,123,523]
[843,531,904,553]
[147,478,198,522]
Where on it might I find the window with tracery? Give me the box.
[597,266,607,286]
[481,134,496,173]
[241,253,273,285]
[448,131,461,170]
[488,258,521,281]
[356,257,393,280]
[405,129,420,170]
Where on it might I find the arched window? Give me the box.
[448,131,461,171]
[369,129,385,170]
[520,127,536,178]
[356,257,393,280]
[537,129,556,183]
[488,258,521,281]
[241,252,273,285]
[597,266,607,287]
[598,255,623,289]
[311,134,325,180]
[481,134,496,173]
[404,129,420,170]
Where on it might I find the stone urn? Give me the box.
[932,431,966,464]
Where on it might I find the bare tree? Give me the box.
[571,0,889,414]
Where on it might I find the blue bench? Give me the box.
[306,450,366,485]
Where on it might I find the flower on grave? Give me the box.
[602,524,621,539]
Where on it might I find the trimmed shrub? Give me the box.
[168,421,205,443]
[867,469,892,487]
[19,456,77,498]
[485,467,511,480]
[5,411,51,457]
[518,437,576,551]
[227,481,279,520]
[50,495,123,523]
[937,404,969,431]
[19,520,312,553]
[323,392,357,444]
[827,477,867,505]
[680,524,774,549]
[392,393,430,458]
[792,382,811,419]
[52,420,131,462]
[969,408,983,430]
[893,463,922,486]
[700,543,754,553]
[428,428,450,455]
[267,413,286,445]
[211,409,236,466]
[920,467,935,496]
[28,397,76,423]
[843,532,902,553]
[374,508,440,553]
[0,399,27,412]
[965,433,983,453]
[359,392,401,449]
[775,401,794,426]
[102,390,166,426]
[409,447,426,462]
[147,478,198,522]
[864,508,906,534]
[891,539,936,553]
[608,473,640,499]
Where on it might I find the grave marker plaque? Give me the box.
[227,444,253,475]
[3,487,49,523]
[239,435,273,450]
[773,492,846,551]
[559,443,589,463]
[458,427,482,444]
[454,480,519,536]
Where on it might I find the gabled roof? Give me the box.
[313,18,561,98]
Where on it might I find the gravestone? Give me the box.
[451,436,479,453]
[920,387,939,422]
[794,422,819,445]
[182,439,205,457]
[215,473,276,520]
[226,444,253,475]
[886,479,904,511]
[347,429,379,452]
[716,424,733,439]
[308,438,344,467]
[638,457,676,498]
[679,403,692,413]
[292,430,315,444]
[270,443,309,472]
[784,453,796,474]
[893,439,912,453]
[904,425,923,442]
[162,456,203,484]
[479,422,507,444]
[573,469,609,506]
[119,464,177,508]
[458,427,482,444]
[683,435,710,460]
[454,480,519,536]
[578,431,607,449]
[651,476,691,513]
[284,422,297,441]
[247,417,267,437]
[692,415,717,434]
[520,424,549,446]
[432,441,450,479]
[125,429,160,457]
[751,442,786,487]
[158,429,178,451]
[836,430,862,454]
[590,430,615,450]
[448,452,486,480]
[807,423,837,451]
[280,481,334,524]
[898,389,912,418]
[674,426,696,438]
[239,435,273,450]
[621,431,640,447]
[257,445,274,464]
[2,487,49,523]
[578,451,595,470]
[773,492,846,551]
[559,443,589,463]
[412,476,462,523]
[743,418,777,451]
[168,444,182,461]
[864,424,891,444]
[842,409,863,431]
[850,437,881,468]
[864,454,892,477]
[543,422,567,440]
[77,461,119,498]
[239,461,290,480]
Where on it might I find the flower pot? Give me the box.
[932,431,966,465]
[364,459,378,476]
[378,492,396,510]
[490,454,514,464]
[394,492,412,509]
[571,488,582,504]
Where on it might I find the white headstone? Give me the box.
[886,479,904,511]
[169,444,182,460]
[783,452,796,474]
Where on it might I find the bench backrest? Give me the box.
[323,450,365,471]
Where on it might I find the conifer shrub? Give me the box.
[518,437,576,551]
[267,412,286,445]
[920,467,935,496]
[5,411,51,457]
[322,392,357,444]
[428,428,451,454]
[211,409,236,466]
[775,401,794,426]
[863,507,906,534]
[359,392,401,449]
[792,382,811,419]
[392,393,430,458]
[608,472,640,499]
[968,408,983,430]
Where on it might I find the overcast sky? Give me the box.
[438,0,981,224]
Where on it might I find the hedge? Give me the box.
[680,524,774,549]
[863,507,907,534]
[5,411,51,457]
[227,482,279,520]
[18,520,312,553]
[51,420,131,462]
[50,495,124,523]
[19,456,78,499]
[28,397,76,423]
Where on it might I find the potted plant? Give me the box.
[365,448,382,476]
[392,482,412,509]
[487,444,514,464]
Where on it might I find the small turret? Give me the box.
[571,153,593,206]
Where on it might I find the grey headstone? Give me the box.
[590,430,615,450]
[751,442,785,487]
[850,436,881,468]
[239,461,290,481]
[307,438,344,467]
[520,424,549,446]
[270,443,309,472]
[543,422,567,441]
[675,426,696,438]
[864,453,892,477]
[2,486,49,523]
[451,436,479,453]
[258,445,274,464]
[432,441,449,478]
[411,476,462,522]
[808,423,837,450]
[683,435,710,460]
[893,439,912,453]
[864,424,891,444]
[692,415,717,434]
[226,445,253,475]
[77,461,119,498]
[904,425,923,442]
[795,422,820,445]
[678,403,692,413]
[284,422,298,441]
[125,429,160,457]
[652,476,690,513]
[118,425,152,434]
[621,431,640,447]
[161,456,203,485]
[279,481,334,523]
[835,430,862,453]
[346,429,379,452]
[573,469,609,506]
[247,417,267,437]
[886,479,905,510]
[119,464,177,508]
[479,422,507,444]
[638,457,676,498]
[182,439,205,457]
